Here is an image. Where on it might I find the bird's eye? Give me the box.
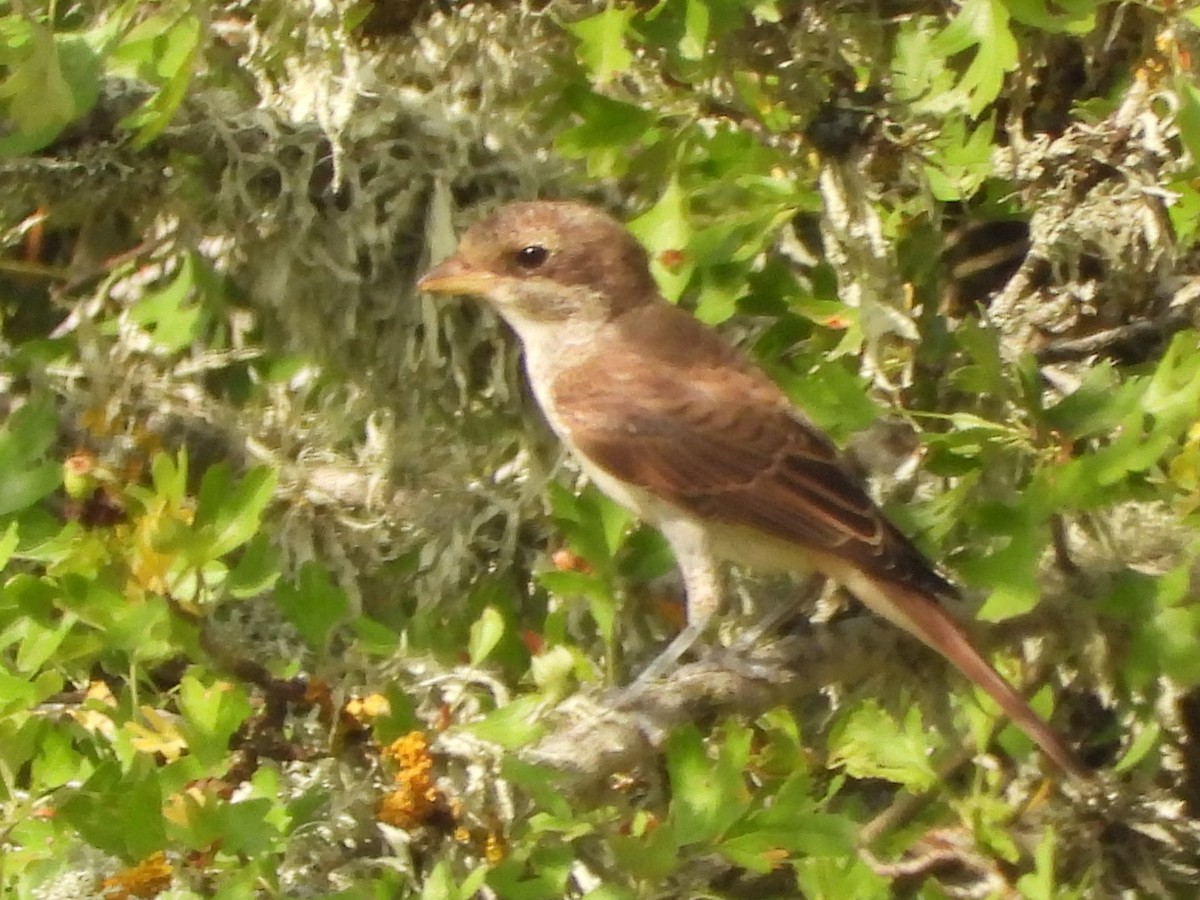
[514,245,549,269]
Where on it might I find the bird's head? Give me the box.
[417,201,658,331]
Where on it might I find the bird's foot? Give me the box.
[630,620,708,687]
[697,641,778,683]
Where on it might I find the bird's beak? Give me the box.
[417,255,496,296]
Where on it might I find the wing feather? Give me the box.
[553,350,954,597]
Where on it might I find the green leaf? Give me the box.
[0,668,62,715]
[193,464,277,558]
[827,702,939,790]
[111,11,202,147]
[227,533,282,598]
[963,516,1048,621]
[128,255,203,353]
[1005,0,1097,34]
[463,695,545,749]
[421,860,458,900]
[1144,604,1200,687]
[1141,331,1200,427]
[582,887,637,900]
[501,758,574,819]
[666,721,752,845]
[469,606,506,665]
[1112,721,1160,775]
[92,591,176,662]
[15,614,75,673]
[0,397,57,469]
[794,855,890,900]
[893,17,955,106]
[597,491,633,559]
[566,4,636,84]
[609,814,682,882]
[929,0,1018,116]
[629,178,693,302]
[1178,78,1200,165]
[693,266,745,324]
[546,483,629,573]
[179,672,252,769]
[1166,176,1200,246]
[772,357,878,440]
[0,27,98,155]
[31,726,90,790]
[0,522,17,567]
[186,791,285,857]
[1015,828,1058,900]
[1042,361,1141,438]
[734,780,856,858]
[59,762,167,859]
[0,461,61,517]
[0,398,60,513]
[719,810,856,872]
[552,85,659,178]
[925,115,996,200]
[679,0,710,60]
[150,449,188,505]
[349,616,404,656]
[274,561,350,650]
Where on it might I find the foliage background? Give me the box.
[2,0,1200,897]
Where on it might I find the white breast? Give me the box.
[517,326,670,527]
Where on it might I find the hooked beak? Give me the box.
[417,255,497,296]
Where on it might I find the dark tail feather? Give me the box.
[861,577,1091,782]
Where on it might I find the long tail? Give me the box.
[846,572,1090,781]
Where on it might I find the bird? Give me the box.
[417,199,1088,780]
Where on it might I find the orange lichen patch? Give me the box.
[343,693,391,729]
[484,831,505,864]
[100,851,172,899]
[379,731,444,829]
[304,679,336,722]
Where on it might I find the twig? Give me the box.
[522,612,1070,795]
[1035,306,1195,364]
[1050,514,1081,577]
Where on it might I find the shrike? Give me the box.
[419,200,1086,779]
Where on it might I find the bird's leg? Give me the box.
[708,574,829,681]
[631,520,722,686]
[631,617,713,686]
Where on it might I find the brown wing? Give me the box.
[552,343,954,599]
